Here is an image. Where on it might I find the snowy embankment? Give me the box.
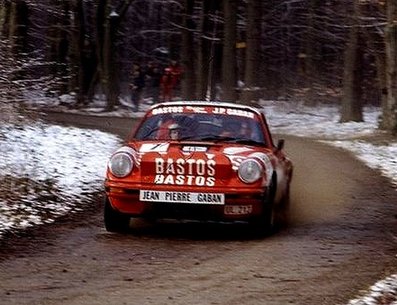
[0,120,120,235]
[262,101,397,188]
[0,100,396,304]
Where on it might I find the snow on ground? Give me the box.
[0,121,120,234]
[0,98,396,304]
[261,100,397,188]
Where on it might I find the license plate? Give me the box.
[139,190,225,205]
[224,205,253,215]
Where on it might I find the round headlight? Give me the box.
[109,152,133,178]
[238,159,263,183]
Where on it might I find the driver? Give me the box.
[168,123,180,140]
[156,119,176,140]
[240,122,252,138]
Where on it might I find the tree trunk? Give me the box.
[75,0,88,105]
[5,0,29,54]
[240,0,262,103]
[95,0,107,100]
[302,0,320,106]
[381,1,397,133]
[340,0,364,123]
[48,0,70,96]
[196,0,211,100]
[0,1,8,37]
[96,0,119,111]
[221,0,237,102]
[103,12,119,111]
[360,2,386,120]
[181,0,196,100]
[70,0,97,106]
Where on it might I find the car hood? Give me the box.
[109,141,274,188]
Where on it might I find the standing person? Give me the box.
[146,61,162,104]
[168,60,183,96]
[160,68,174,102]
[130,64,145,112]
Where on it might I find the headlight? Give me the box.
[238,159,263,183]
[109,152,133,178]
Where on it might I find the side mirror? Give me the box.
[276,139,285,151]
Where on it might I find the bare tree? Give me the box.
[240,0,262,103]
[340,0,364,122]
[381,0,397,133]
[195,0,211,100]
[1,0,395,135]
[221,0,237,102]
[2,0,29,53]
[180,0,196,100]
[97,0,134,111]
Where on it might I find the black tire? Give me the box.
[251,176,277,236]
[277,187,291,229]
[104,197,131,233]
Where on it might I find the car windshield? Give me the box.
[133,110,266,146]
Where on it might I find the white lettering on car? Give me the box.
[155,158,215,176]
[185,106,207,113]
[226,108,255,118]
[165,158,176,174]
[182,146,208,152]
[196,159,206,175]
[212,107,227,114]
[154,174,215,187]
[212,107,256,118]
[207,159,216,176]
[153,158,217,186]
[176,158,185,174]
[152,106,184,115]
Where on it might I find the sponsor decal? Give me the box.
[223,147,253,171]
[151,105,255,118]
[182,146,208,152]
[154,157,216,186]
[185,106,207,113]
[140,190,224,204]
[140,143,169,153]
[225,155,245,171]
[212,107,255,118]
[152,106,184,115]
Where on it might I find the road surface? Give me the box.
[0,112,396,305]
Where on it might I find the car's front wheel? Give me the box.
[251,176,277,236]
[277,186,291,228]
[104,197,131,232]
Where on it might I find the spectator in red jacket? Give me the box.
[160,68,174,102]
[168,60,182,88]
[160,60,183,102]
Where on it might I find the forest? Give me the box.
[1,0,397,133]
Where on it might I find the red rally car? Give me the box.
[104,101,293,233]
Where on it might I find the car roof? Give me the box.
[150,101,264,117]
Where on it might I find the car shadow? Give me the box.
[117,218,284,241]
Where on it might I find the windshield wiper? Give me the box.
[195,135,236,142]
[228,139,265,146]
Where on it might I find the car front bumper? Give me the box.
[105,185,268,222]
